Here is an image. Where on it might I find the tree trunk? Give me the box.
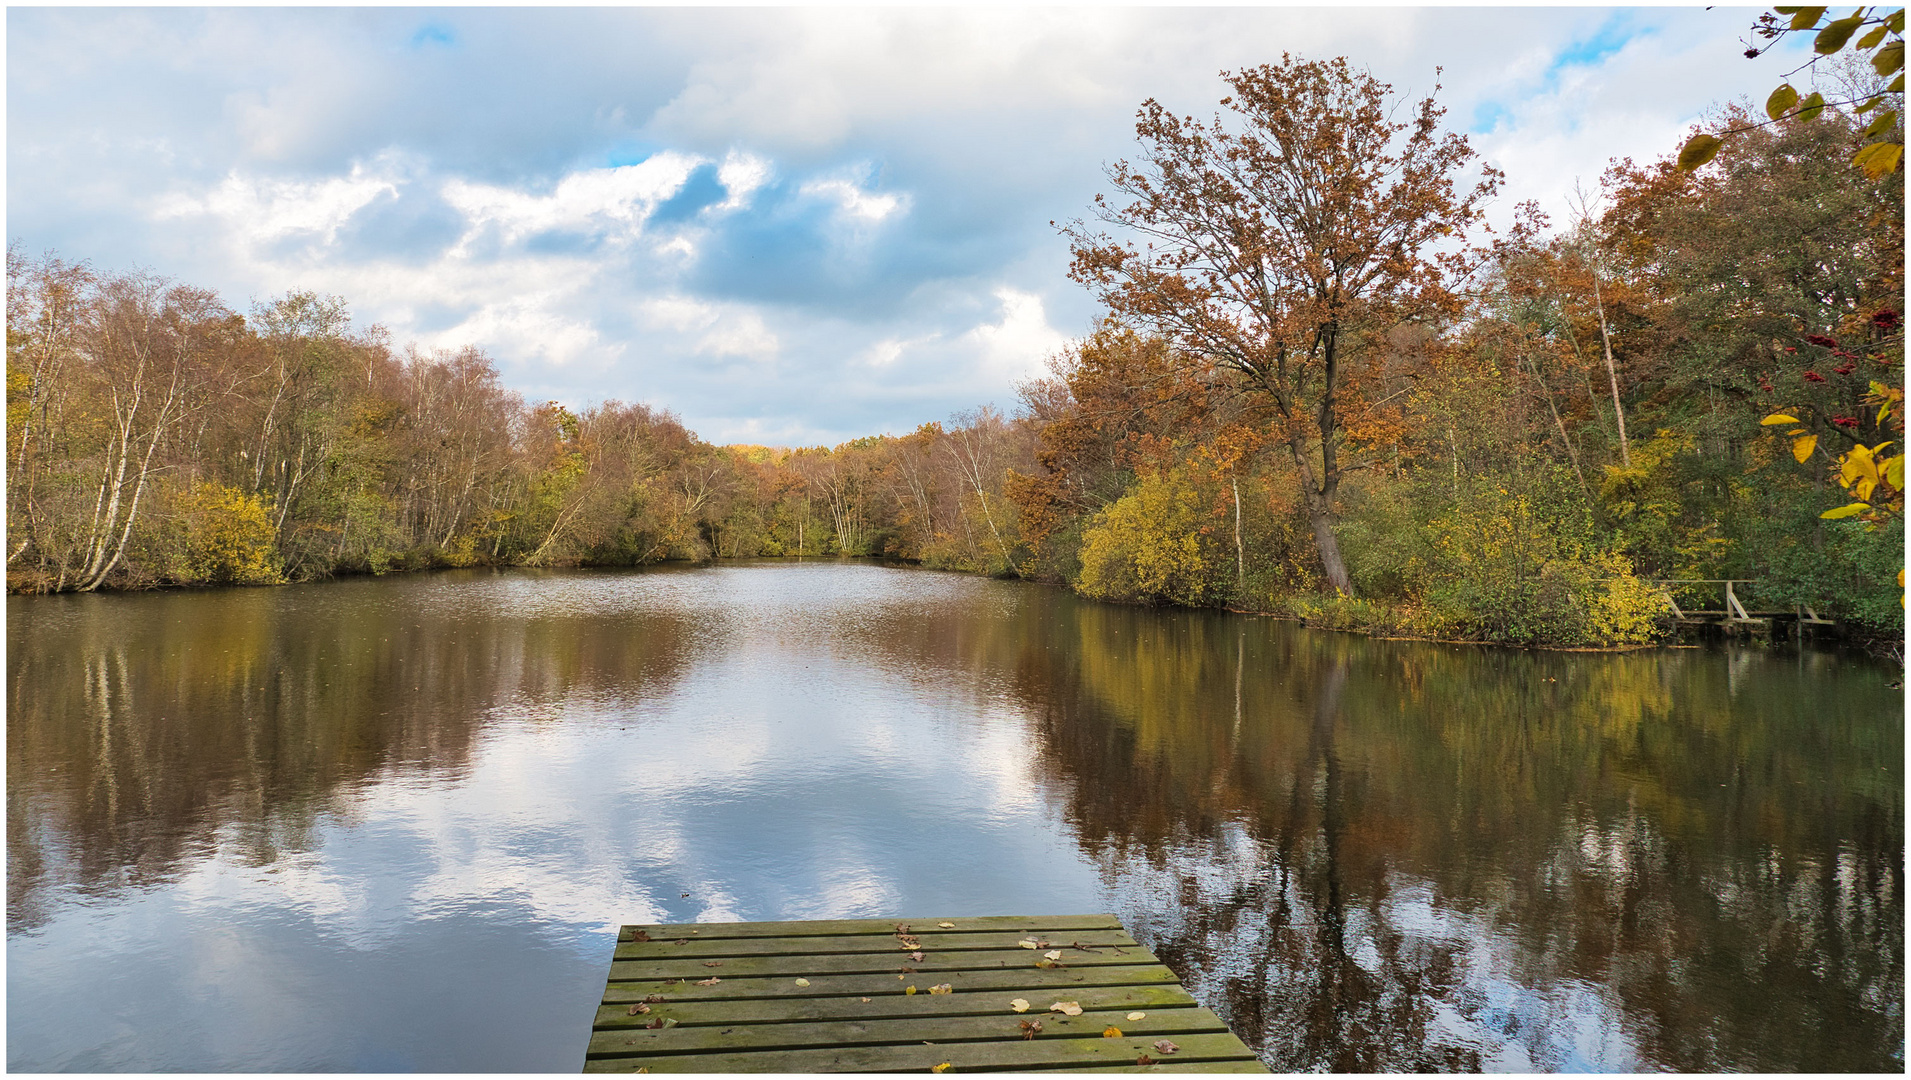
[1591,270,1631,468]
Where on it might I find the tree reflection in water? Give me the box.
[1011,602,1901,1072]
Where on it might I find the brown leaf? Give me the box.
[909,951,925,962]
[630,929,650,942]
[700,960,723,967]
[898,935,922,949]
[626,1003,651,1015]
[673,939,689,945]
[695,977,721,986]
[643,995,666,1004]
[1152,1040,1180,1054]
[1136,1054,1156,1066]
[895,923,911,934]
[645,1018,665,1029]
[900,965,917,973]
[1019,1019,1044,1040]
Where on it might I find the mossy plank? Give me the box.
[582,1031,1263,1073]
[614,928,1137,961]
[603,963,1185,1004]
[608,947,1150,982]
[587,1007,1231,1057]
[594,984,1199,1029]
[619,915,1122,941]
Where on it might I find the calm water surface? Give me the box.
[6,563,1903,1071]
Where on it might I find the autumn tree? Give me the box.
[1063,56,1500,595]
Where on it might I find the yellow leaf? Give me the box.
[1009,999,1030,1013]
[1050,1001,1083,1016]
[929,984,953,995]
[905,985,918,995]
[931,1063,952,1074]
[1043,950,1063,960]
[1794,434,1819,463]
[1853,141,1905,179]
[1678,133,1723,171]
[1762,414,1802,425]
[794,978,810,987]
[1127,1012,1147,1021]
[1821,503,1870,519]
[1103,1027,1124,1038]
[1885,455,1904,490]
[937,922,955,928]
[1017,940,1040,950]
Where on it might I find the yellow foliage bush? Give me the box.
[176,482,283,585]
[1076,468,1228,605]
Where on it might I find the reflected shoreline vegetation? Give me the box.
[8,563,1901,1072]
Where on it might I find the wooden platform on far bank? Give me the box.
[585,914,1268,1073]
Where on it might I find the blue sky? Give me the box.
[7,6,1798,447]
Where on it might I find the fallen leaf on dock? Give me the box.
[1034,957,1065,969]
[1017,939,1039,949]
[673,939,689,945]
[645,1018,665,1029]
[1008,998,1030,1013]
[794,978,810,987]
[1050,1001,1082,1016]
[1042,950,1062,960]
[937,921,955,928]
[905,985,918,995]
[695,977,721,986]
[1135,1054,1156,1066]
[1152,1040,1180,1054]
[1102,1026,1122,1038]
[895,923,911,933]
[930,1063,952,1074]
[627,1003,650,1015]
[630,929,650,942]
[1019,1019,1044,1039]
[1126,1012,1146,1021]
[642,995,666,1004]
[861,997,872,1003]
[909,951,925,962]
[700,961,723,967]
[929,983,952,994]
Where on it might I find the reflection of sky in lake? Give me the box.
[7,564,1902,1071]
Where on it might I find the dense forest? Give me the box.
[7,57,1902,648]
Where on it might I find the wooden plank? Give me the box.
[1025,1062,1271,1073]
[607,948,1155,982]
[621,915,1122,941]
[587,915,1267,1073]
[594,984,1200,1029]
[587,1007,1233,1058]
[583,1031,1264,1073]
[603,963,1186,1004]
[614,929,1138,961]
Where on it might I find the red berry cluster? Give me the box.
[1803,370,1827,383]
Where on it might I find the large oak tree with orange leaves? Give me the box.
[1061,56,1500,596]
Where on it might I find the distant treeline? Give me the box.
[7,89,1902,647]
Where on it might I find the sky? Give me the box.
[7,5,1809,447]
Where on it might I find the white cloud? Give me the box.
[154,158,401,247]
[967,287,1066,384]
[441,152,703,247]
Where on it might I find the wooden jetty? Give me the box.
[1656,579,1838,640]
[584,914,1268,1073]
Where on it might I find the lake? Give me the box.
[6,562,1903,1071]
